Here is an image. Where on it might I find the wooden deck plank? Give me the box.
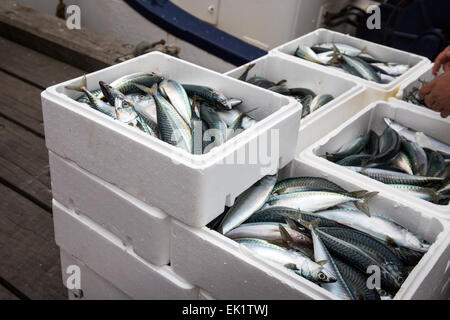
[0,284,19,300]
[0,116,51,211]
[0,37,84,89]
[0,70,45,137]
[0,184,67,300]
[0,0,135,72]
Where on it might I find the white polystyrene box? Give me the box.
[41,51,302,227]
[60,250,131,300]
[392,64,445,117]
[53,200,199,300]
[49,151,171,266]
[198,289,215,300]
[171,160,450,300]
[304,100,450,220]
[287,159,450,300]
[225,54,367,152]
[271,28,431,100]
[396,64,435,101]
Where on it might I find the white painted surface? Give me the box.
[42,51,301,227]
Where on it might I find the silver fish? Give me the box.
[388,184,440,204]
[159,79,192,127]
[265,191,376,215]
[295,209,429,252]
[65,75,116,118]
[384,118,450,157]
[347,167,444,185]
[311,227,355,300]
[236,238,336,283]
[218,175,278,234]
[225,222,312,247]
[148,84,193,153]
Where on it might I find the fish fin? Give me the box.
[385,236,398,248]
[134,83,153,95]
[430,190,440,203]
[325,152,335,161]
[65,75,87,92]
[243,107,259,117]
[275,79,287,86]
[316,260,328,266]
[285,217,298,230]
[354,191,378,216]
[284,263,298,271]
[238,63,255,81]
[279,224,293,244]
[294,46,300,57]
[351,190,369,198]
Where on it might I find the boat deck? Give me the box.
[0,36,85,300]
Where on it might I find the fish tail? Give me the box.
[354,191,378,216]
[65,74,87,92]
[134,83,155,95]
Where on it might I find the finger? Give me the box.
[433,52,446,74]
[441,110,449,118]
[433,50,450,74]
[419,80,436,98]
[444,62,450,72]
[424,94,437,109]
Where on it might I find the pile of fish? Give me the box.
[210,174,430,300]
[292,43,411,84]
[403,79,433,110]
[324,118,450,205]
[237,64,334,118]
[66,72,258,154]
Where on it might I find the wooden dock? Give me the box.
[0,1,136,300]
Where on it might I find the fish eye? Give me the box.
[318,272,326,280]
[397,276,404,283]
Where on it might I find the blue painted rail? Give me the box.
[124,0,267,66]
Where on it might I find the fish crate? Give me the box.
[41,51,302,228]
[392,64,445,117]
[271,29,432,101]
[302,100,450,220]
[170,159,450,300]
[225,54,367,152]
[53,200,199,300]
[49,151,171,266]
[60,250,132,300]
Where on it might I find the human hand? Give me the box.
[432,46,450,75]
[419,72,450,118]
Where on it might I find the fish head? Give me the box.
[312,267,337,283]
[404,232,430,253]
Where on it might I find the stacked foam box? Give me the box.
[41,51,302,299]
[42,31,449,300]
[271,28,432,104]
[301,100,450,220]
[225,54,366,152]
